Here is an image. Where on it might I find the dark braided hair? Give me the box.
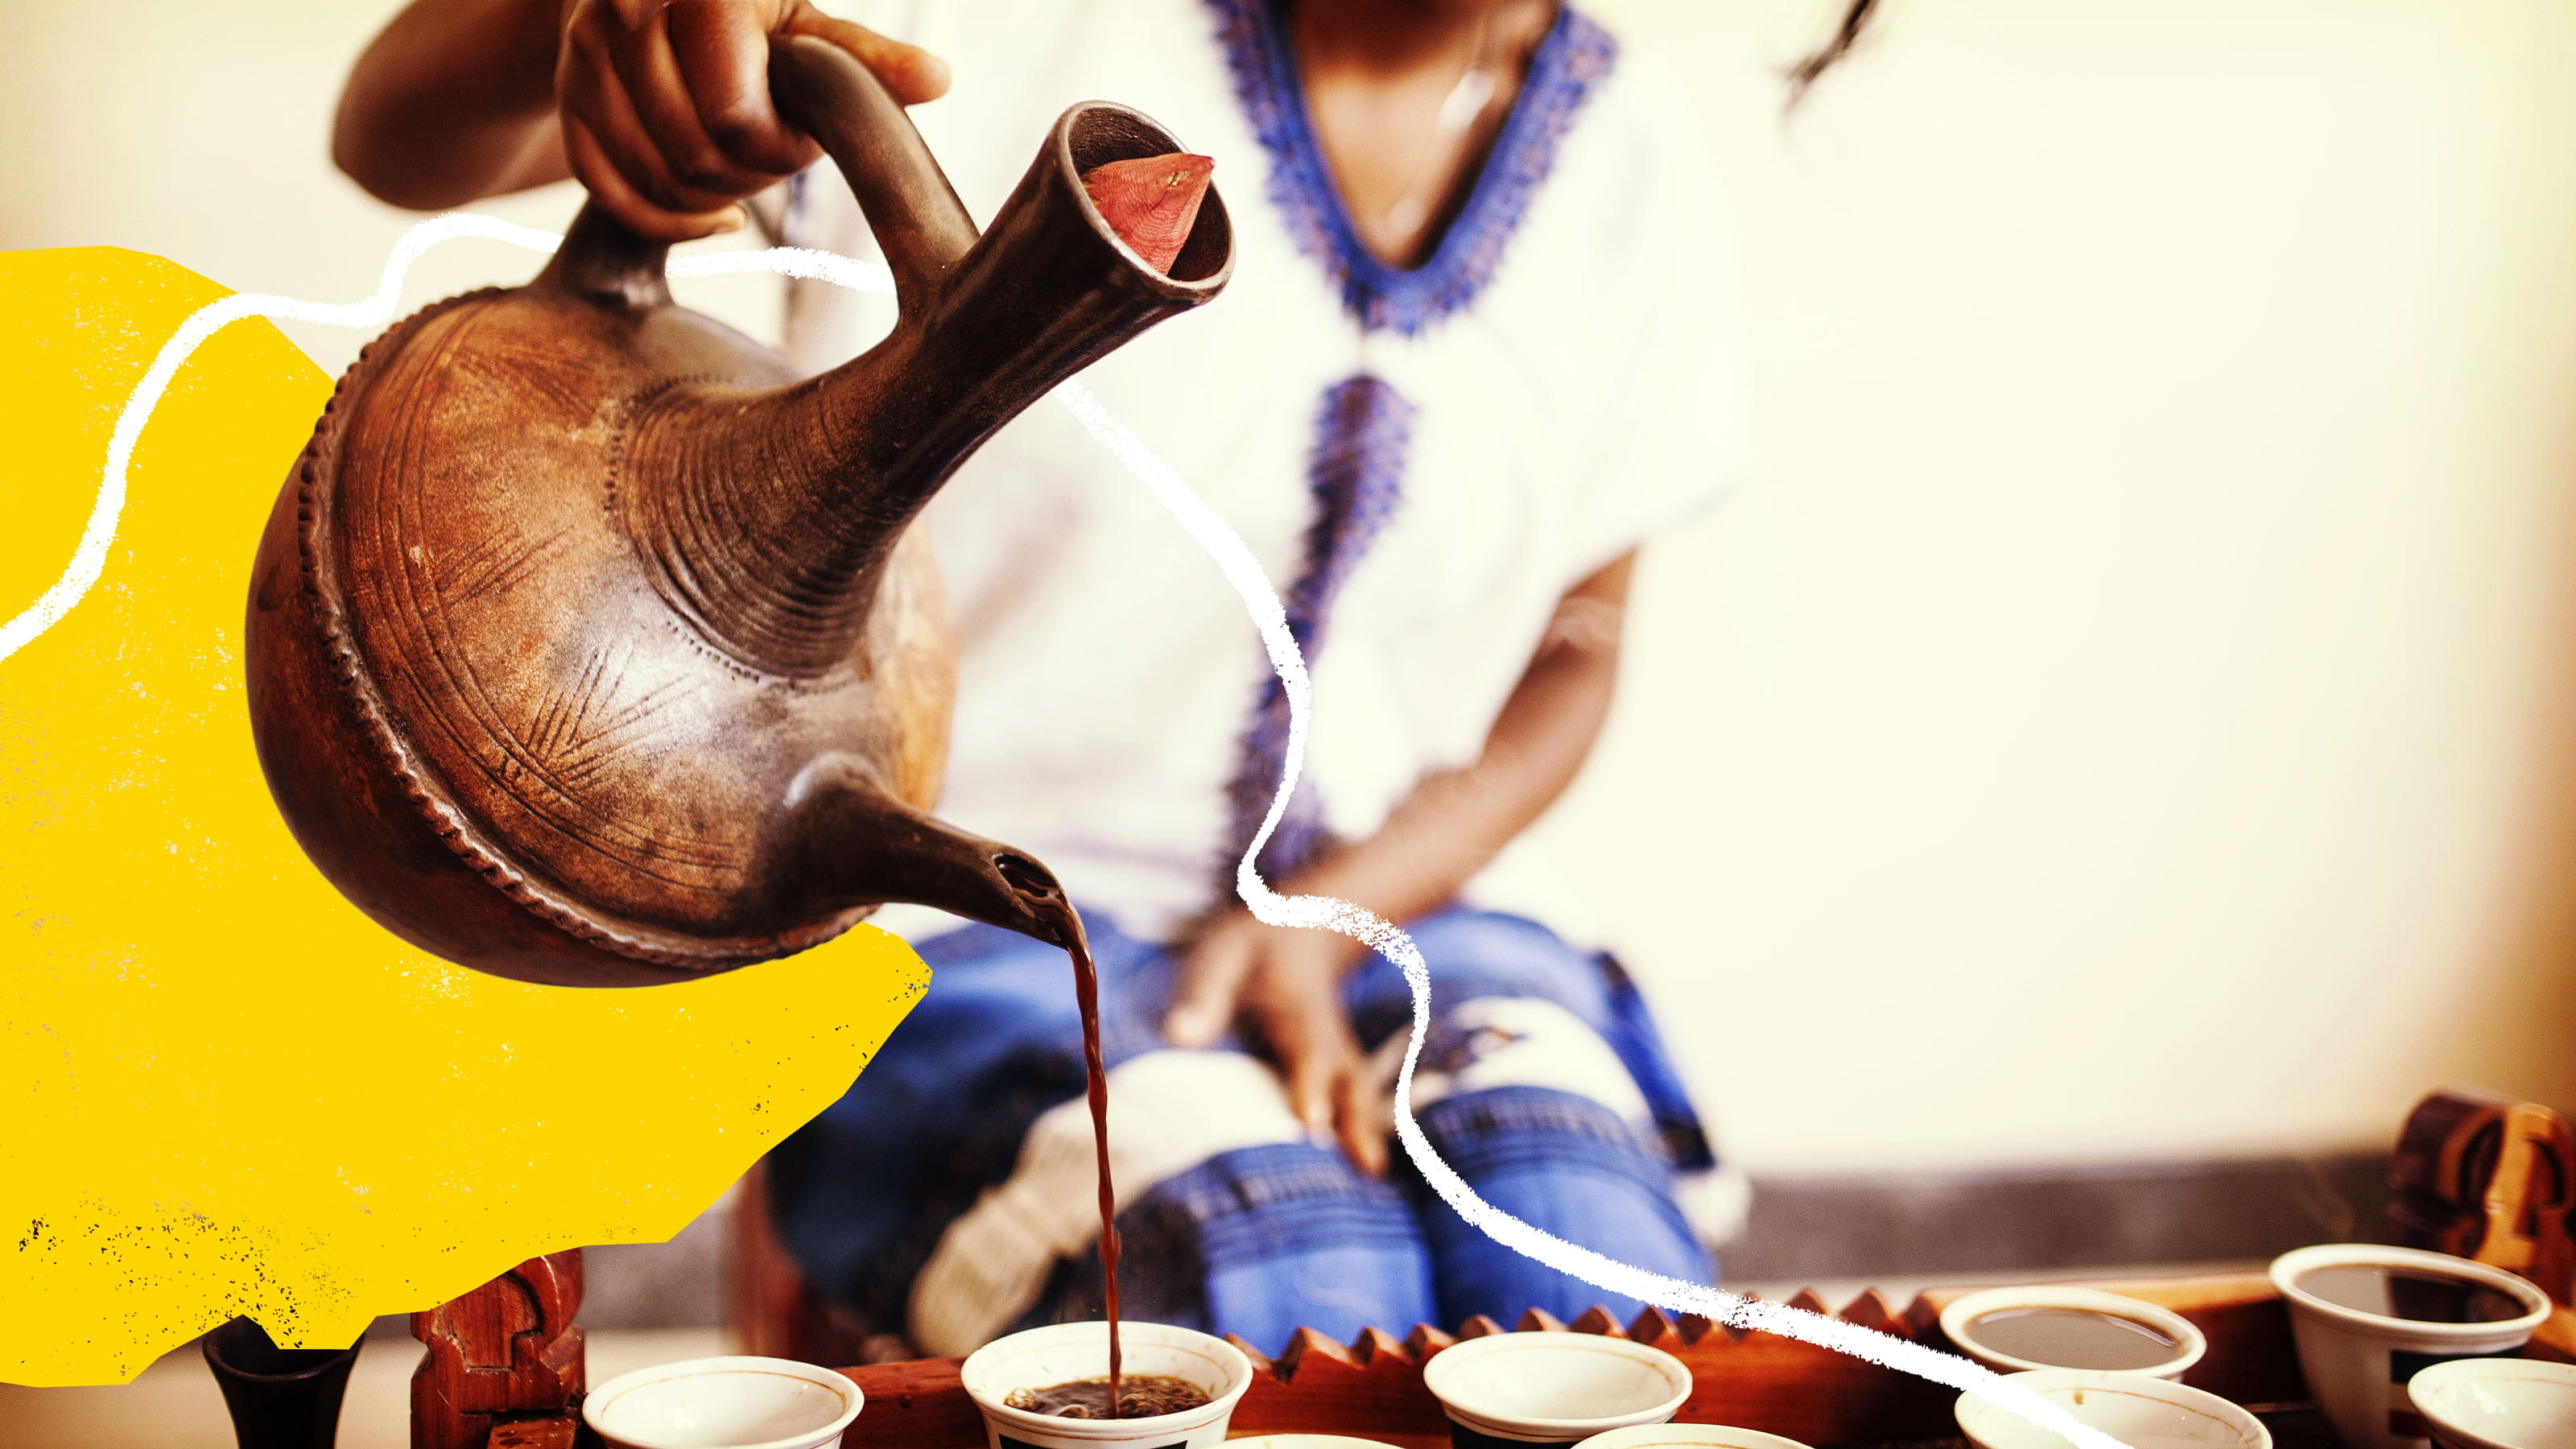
[1787,0,1880,101]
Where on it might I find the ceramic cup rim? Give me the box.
[1938,1286,2209,1379]
[2406,1356,2576,1449]
[1224,1438,1410,1449]
[1422,1331,1695,1438]
[2267,1245,2552,1343]
[1572,1421,1815,1449]
[959,1320,1254,1441]
[580,1355,863,1449]
[1952,1367,2270,1449]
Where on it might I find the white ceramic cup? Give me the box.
[959,1321,1254,1449]
[1953,1368,2270,1449]
[1939,1286,2208,1381]
[1421,1331,1694,1449]
[2406,1356,2576,1449]
[580,1356,862,1449]
[1574,1421,1813,1449]
[2269,1245,2553,1449]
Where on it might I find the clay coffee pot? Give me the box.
[247,38,1230,986]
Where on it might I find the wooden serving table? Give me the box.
[405,1261,2576,1447]
[405,1088,2575,1447]
[828,1275,2576,1449]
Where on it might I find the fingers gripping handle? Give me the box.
[540,32,977,308]
[767,33,980,306]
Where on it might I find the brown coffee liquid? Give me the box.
[1005,1374,1212,1420]
[1964,1307,2181,1370]
[2293,1263,2529,1323]
[1031,898,1123,1414]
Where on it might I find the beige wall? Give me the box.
[1552,0,2576,1170]
[6,0,2572,1175]
[0,0,779,373]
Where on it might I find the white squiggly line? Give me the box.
[0,221,873,668]
[0,213,559,665]
[8,214,2124,1449]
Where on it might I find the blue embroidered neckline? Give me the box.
[1206,0,1619,336]
[1224,375,1414,881]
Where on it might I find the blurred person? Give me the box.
[335,0,1876,1355]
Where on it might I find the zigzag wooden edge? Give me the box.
[1227,1290,1968,1449]
[1569,1306,1626,1337]
[1248,1288,1941,1386]
[1231,1277,2306,1408]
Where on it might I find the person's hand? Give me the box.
[555,0,950,240]
[1164,914,1389,1175]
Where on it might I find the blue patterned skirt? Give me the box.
[767,906,1719,1356]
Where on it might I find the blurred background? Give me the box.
[6,0,2576,1441]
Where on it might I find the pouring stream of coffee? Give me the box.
[1052,899,1122,1414]
[1034,154,1211,1416]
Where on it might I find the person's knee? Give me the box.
[1414,1083,1678,1194]
[1345,914,1616,1046]
[1405,996,1653,1129]
[1138,1141,1435,1351]
[1408,1083,1714,1318]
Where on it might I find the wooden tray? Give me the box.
[836,1274,2329,1449]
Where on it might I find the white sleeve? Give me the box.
[1563,59,1756,577]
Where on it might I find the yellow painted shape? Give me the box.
[0,248,929,1386]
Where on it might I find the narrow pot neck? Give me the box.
[621,111,1230,679]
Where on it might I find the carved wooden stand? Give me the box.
[411,1250,588,1449]
[2391,1084,2576,1304]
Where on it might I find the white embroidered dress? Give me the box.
[774,0,1752,947]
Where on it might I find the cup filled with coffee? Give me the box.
[2268,1244,2552,1449]
[1938,1286,2207,1380]
[960,1320,1253,1449]
[1421,1331,1695,1449]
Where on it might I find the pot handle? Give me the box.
[768,32,981,305]
[540,32,979,310]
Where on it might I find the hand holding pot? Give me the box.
[555,0,950,239]
[336,0,946,240]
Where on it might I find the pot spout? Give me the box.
[775,754,1080,948]
[619,40,1233,679]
